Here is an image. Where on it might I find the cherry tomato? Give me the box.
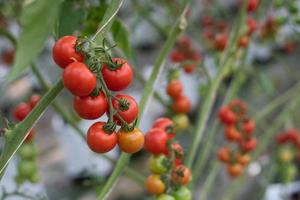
[247,18,257,34]
[145,128,168,155]
[29,173,39,183]
[236,153,251,166]
[178,36,192,50]
[278,148,293,164]
[153,117,175,139]
[183,64,196,74]
[173,187,192,200]
[286,129,299,142]
[18,160,37,177]
[240,138,257,152]
[117,128,144,153]
[202,16,214,27]
[243,120,256,134]
[276,133,289,144]
[87,122,117,153]
[172,165,191,185]
[112,94,138,125]
[101,58,133,91]
[218,106,237,125]
[247,0,258,12]
[227,163,243,177]
[172,95,191,113]
[52,36,83,68]
[238,35,249,48]
[149,154,168,174]
[29,95,41,108]
[13,102,32,121]
[145,175,165,195]
[172,114,189,132]
[214,33,228,51]
[170,50,185,63]
[166,80,183,99]
[157,194,175,200]
[225,126,241,142]
[229,99,247,115]
[18,143,37,160]
[73,92,108,120]
[217,147,231,163]
[63,62,97,96]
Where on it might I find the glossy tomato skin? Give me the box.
[225,126,241,142]
[73,92,107,120]
[101,58,133,91]
[153,117,175,139]
[117,128,144,153]
[87,122,117,153]
[173,187,192,200]
[218,106,237,125]
[63,62,97,97]
[227,163,243,178]
[149,154,168,174]
[166,80,183,99]
[112,94,138,125]
[144,128,168,155]
[14,102,32,121]
[247,0,258,12]
[172,95,191,113]
[217,147,231,163]
[236,153,251,166]
[157,194,175,200]
[52,36,83,68]
[214,33,228,51]
[172,165,191,185]
[243,120,256,134]
[170,50,185,63]
[29,95,41,108]
[145,175,165,195]
[241,138,257,152]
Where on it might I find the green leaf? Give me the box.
[6,0,63,82]
[111,18,133,58]
[57,0,86,38]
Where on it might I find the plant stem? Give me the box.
[97,4,190,199]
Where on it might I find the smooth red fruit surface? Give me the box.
[172,165,191,185]
[227,163,243,177]
[241,138,257,152]
[14,103,31,121]
[87,122,117,153]
[184,64,196,73]
[214,33,228,51]
[111,94,138,125]
[247,0,258,12]
[247,18,257,34]
[170,50,185,62]
[63,62,96,96]
[276,134,289,144]
[52,36,83,68]
[236,153,251,166]
[217,147,231,163]
[225,126,241,142]
[29,95,41,108]
[117,128,144,153]
[153,117,175,139]
[243,120,256,134]
[172,95,191,113]
[144,128,168,154]
[238,35,249,48]
[73,92,108,120]
[218,106,237,125]
[286,129,299,142]
[101,58,133,91]
[166,80,183,99]
[145,175,165,195]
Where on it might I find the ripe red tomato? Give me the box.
[111,94,138,125]
[240,138,257,152]
[286,129,299,142]
[153,117,175,139]
[145,175,165,195]
[227,163,243,177]
[183,64,196,74]
[214,33,228,51]
[218,106,237,125]
[117,128,144,153]
[170,50,185,63]
[247,18,257,34]
[178,36,192,50]
[201,16,214,27]
[144,128,168,155]
[229,99,247,115]
[217,147,231,163]
[238,35,249,48]
[243,120,256,134]
[166,80,183,99]
[63,62,97,96]
[29,95,41,108]
[247,0,258,12]
[225,126,241,142]
[13,102,32,121]
[276,133,289,144]
[171,165,191,185]
[172,95,191,113]
[52,36,83,68]
[86,122,117,153]
[101,58,133,91]
[73,92,108,120]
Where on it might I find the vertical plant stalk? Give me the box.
[185,0,249,168]
[97,4,190,199]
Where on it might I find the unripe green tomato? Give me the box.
[278,148,293,164]
[275,17,287,26]
[274,0,284,9]
[18,143,37,160]
[15,175,25,185]
[29,172,40,183]
[156,194,175,200]
[18,160,37,177]
[283,164,297,183]
[288,3,298,14]
[149,155,168,174]
[172,114,189,132]
[173,187,192,200]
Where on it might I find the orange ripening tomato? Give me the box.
[117,128,144,154]
[145,175,165,195]
[227,163,243,178]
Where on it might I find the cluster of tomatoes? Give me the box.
[169,36,202,74]
[275,129,300,182]
[13,95,41,184]
[144,118,192,200]
[52,36,144,154]
[217,99,257,178]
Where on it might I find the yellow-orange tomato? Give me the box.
[227,163,243,178]
[118,128,144,154]
[225,126,241,142]
[236,153,251,166]
[217,147,231,163]
[172,165,191,185]
[145,175,165,195]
